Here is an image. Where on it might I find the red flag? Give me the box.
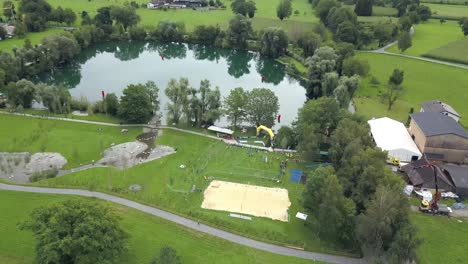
[101,90,105,99]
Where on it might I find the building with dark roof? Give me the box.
[442,164,468,197]
[409,112,468,164]
[401,159,455,192]
[421,100,461,122]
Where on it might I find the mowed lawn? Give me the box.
[0,28,64,53]
[0,190,316,264]
[411,213,468,264]
[426,3,468,19]
[33,129,355,256]
[386,19,464,56]
[425,37,468,65]
[0,115,141,168]
[354,53,468,127]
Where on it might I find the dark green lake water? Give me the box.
[41,42,307,126]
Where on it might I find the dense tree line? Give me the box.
[295,97,420,262]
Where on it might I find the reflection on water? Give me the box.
[39,42,307,127]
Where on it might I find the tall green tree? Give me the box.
[277,0,292,21]
[197,79,222,125]
[228,14,252,49]
[144,80,160,114]
[105,93,119,116]
[230,0,256,17]
[354,0,372,16]
[276,126,297,149]
[224,87,248,127]
[297,32,321,57]
[356,181,419,262]
[119,83,153,123]
[36,83,71,114]
[417,5,431,21]
[150,246,181,264]
[19,199,128,264]
[305,46,338,99]
[245,88,279,127]
[165,78,190,124]
[260,27,288,58]
[315,0,340,23]
[19,0,52,32]
[303,167,356,245]
[5,79,36,108]
[0,26,6,40]
[296,96,342,138]
[397,31,412,52]
[150,21,185,43]
[383,69,404,110]
[110,6,140,30]
[462,18,468,36]
[2,1,15,20]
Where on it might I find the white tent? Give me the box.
[368,117,422,162]
[207,126,234,135]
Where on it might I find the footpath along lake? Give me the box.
[41,42,307,126]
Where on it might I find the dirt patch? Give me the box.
[0,152,67,183]
[201,180,291,222]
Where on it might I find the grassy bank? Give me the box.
[0,114,140,168]
[354,53,468,127]
[411,213,468,264]
[0,190,317,264]
[426,3,468,19]
[33,128,354,256]
[0,28,64,52]
[424,38,468,65]
[386,19,464,56]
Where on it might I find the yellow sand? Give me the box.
[201,180,291,222]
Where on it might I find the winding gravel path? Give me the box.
[0,183,365,264]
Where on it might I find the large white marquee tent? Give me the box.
[368,117,422,163]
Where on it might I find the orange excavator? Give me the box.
[414,157,451,216]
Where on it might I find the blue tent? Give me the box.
[289,169,303,183]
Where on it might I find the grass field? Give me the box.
[0,0,318,51]
[422,0,468,4]
[411,213,468,264]
[0,114,140,168]
[0,190,316,264]
[32,128,354,256]
[426,3,468,19]
[354,53,468,127]
[0,28,64,52]
[14,109,124,124]
[425,37,468,64]
[386,19,464,56]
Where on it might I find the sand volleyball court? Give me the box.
[201,180,291,222]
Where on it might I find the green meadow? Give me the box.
[386,19,464,56]
[0,114,141,168]
[354,53,468,127]
[0,190,316,264]
[426,3,468,19]
[33,128,355,256]
[425,37,468,65]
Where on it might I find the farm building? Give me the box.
[147,0,202,8]
[368,117,422,163]
[401,159,455,192]
[442,164,468,197]
[409,112,468,164]
[420,100,461,123]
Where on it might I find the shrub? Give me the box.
[30,169,58,182]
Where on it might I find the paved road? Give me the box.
[0,183,365,264]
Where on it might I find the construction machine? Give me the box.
[414,157,452,216]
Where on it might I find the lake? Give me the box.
[41,42,307,127]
